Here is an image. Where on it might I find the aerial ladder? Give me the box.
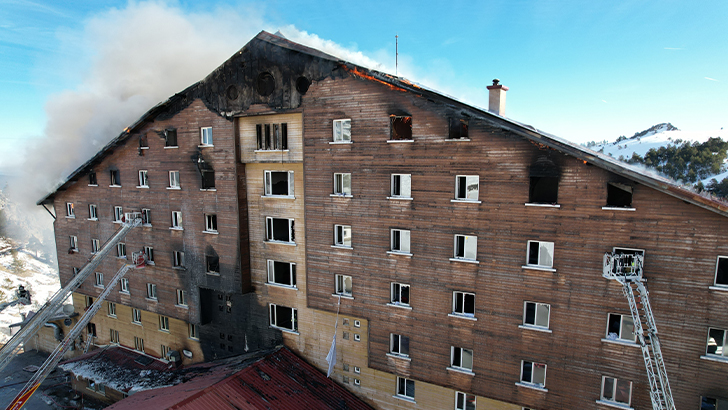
[0,213,142,377]
[603,251,676,410]
[0,286,31,313]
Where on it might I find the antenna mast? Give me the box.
[395,34,398,76]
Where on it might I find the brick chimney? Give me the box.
[487,79,508,116]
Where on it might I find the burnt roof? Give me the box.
[37,31,728,218]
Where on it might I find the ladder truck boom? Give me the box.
[0,214,142,376]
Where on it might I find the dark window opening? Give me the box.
[390,116,412,140]
[267,218,293,242]
[529,157,559,204]
[206,256,220,274]
[110,170,120,186]
[716,257,728,286]
[270,172,289,195]
[272,261,296,286]
[87,323,97,337]
[265,124,271,149]
[256,123,287,150]
[607,182,633,207]
[449,118,469,139]
[296,76,310,94]
[89,172,97,185]
[256,125,263,150]
[165,129,177,147]
[139,135,148,148]
[201,170,215,189]
[256,72,275,96]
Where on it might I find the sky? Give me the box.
[0,0,726,185]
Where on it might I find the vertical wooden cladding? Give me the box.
[238,112,303,163]
[301,75,728,409]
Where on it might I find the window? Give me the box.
[110,170,121,186]
[390,283,410,306]
[161,344,171,359]
[173,251,185,268]
[600,376,632,407]
[390,115,412,141]
[529,157,559,204]
[139,134,148,149]
[449,118,469,140]
[523,302,550,329]
[390,174,412,199]
[267,260,296,287]
[138,170,149,187]
[455,391,476,410]
[390,229,411,254]
[85,296,94,308]
[606,182,633,208]
[66,202,75,217]
[107,302,116,317]
[206,255,220,275]
[117,242,126,258]
[87,323,97,337]
[169,171,180,189]
[264,171,294,196]
[146,283,157,300]
[335,275,352,296]
[165,128,177,147]
[707,328,728,358]
[396,377,415,400]
[455,175,479,201]
[72,267,79,276]
[159,315,169,331]
[256,123,288,150]
[134,336,144,352]
[333,173,351,196]
[354,333,360,341]
[201,169,215,189]
[120,278,129,293]
[89,171,97,186]
[114,206,123,222]
[265,217,294,243]
[200,127,213,146]
[94,272,103,288]
[451,347,474,371]
[269,304,298,332]
[390,334,410,357]
[69,235,78,252]
[354,320,360,328]
[334,224,352,247]
[176,289,187,306]
[526,240,554,268]
[87,379,105,395]
[453,292,475,317]
[110,329,119,344]
[702,396,728,410]
[88,204,97,220]
[171,211,182,229]
[354,366,360,373]
[453,235,477,261]
[333,119,351,142]
[606,313,636,342]
[91,239,100,254]
[189,323,199,339]
[204,214,218,233]
[132,308,141,323]
[520,361,547,388]
[354,378,360,386]
[715,256,728,287]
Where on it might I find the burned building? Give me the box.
[39,31,728,409]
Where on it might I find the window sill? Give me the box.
[142,223,152,228]
[266,283,297,290]
[94,285,104,289]
[392,395,416,403]
[117,256,127,260]
[595,399,634,410]
[136,186,149,189]
[70,249,79,253]
[166,187,181,190]
[65,215,75,219]
[386,139,414,144]
[387,196,413,201]
[386,303,412,310]
[519,324,552,333]
[601,206,636,211]
[270,326,299,335]
[387,251,413,258]
[175,304,189,309]
[332,293,354,299]
[158,329,170,334]
[451,199,482,204]
[202,230,219,235]
[601,338,638,347]
[515,382,548,392]
[107,315,117,318]
[146,261,155,266]
[446,138,471,142]
[164,146,178,149]
[206,272,220,276]
[709,285,728,292]
[131,321,142,326]
[446,366,475,376]
[265,240,296,246]
[386,353,411,361]
[145,298,158,302]
[113,220,123,224]
[88,218,98,221]
[88,184,98,187]
[262,195,295,199]
[119,291,130,295]
[524,203,560,208]
[169,227,184,231]
[331,245,353,250]
[139,146,149,150]
[450,258,479,265]
[200,188,217,191]
[700,355,728,364]
[449,313,477,321]
[330,194,353,198]
[522,265,556,273]
[254,149,290,153]
[172,266,186,270]
[198,144,214,148]
[109,185,122,188]
[330,141,352,145]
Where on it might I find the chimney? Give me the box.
[487,79,508,116]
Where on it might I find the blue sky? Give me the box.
[1,0,727,177]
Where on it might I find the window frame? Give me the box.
[107,302,116,317]
[519,360,547,389]
[599,376,633,407]
[454,175,480,202]
[141,208,151,226]
[168,171,180,189]
[159,315,170,332]
[116,242,126,259]
[138,170,149,188]
[94,272,104,288]
[267,260,296,288]
[389,174,412,199]
[146,283,157,300]
[109,170,121,187]
[605,313,636,343]
[109,329,119,344]
[131,308,141,324]
[120,278,129,294]
[453,234,478,262]
[269,303,298,332]
[390,229,411,255]
[335,274,353,297]
[455,391,476,410]
[171,211,183,229]
[450,346,474,372]
[714,256,728,288]
[91,238,100,254]
[200,126,213,146]
[390,333,410,357]
[706,327,728,358]
[134,336,144,352]
[173,250,185,268]
[143,246,154,264]
[396,376,415,400]
[390,115,413,141]
[390,282,411,307]
[523,301,551,330]
[264,170,295,197]
[69,235,78,252]
[114,206,123,223]
[204,214,218,233]
[88,204,98,220]
[206,255,220,275]
[88,172,97,186]
[333,173,352,196]
[265,217,295,243]
[525,240,555,269]
[332,119,352,142]
[189,323,199,340]
[66,202,75,218]
[452,291,476,318]
[164,128,178,147]
[334,224,352,248]
[176,289,187,306]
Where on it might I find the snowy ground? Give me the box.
[0,237,61,344]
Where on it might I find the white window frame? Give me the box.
[88,204,98,220]
[107,302,116,317]
[189,323,199,340]
[159,315,169,332]
[168,171,180,189]
[94,272,103,288]
[525,240,555,269]
[605,313,636,343]
[116,242,126,258]
[269,304,298,332]
[267,260,296,288]
[161,344,171,359]
[599,376,633,407]
[120,278,129,293]
[389,174,412,199]
[66,202,75,217]
[264,170,295,197]
[334,224,352,248]
[114,206,123,222]
[335,274,352,297]
[141,208,151,226]
[455,391,476,410]
[134,336,144,352]
[110,329,119,344]
[396,376,415,400]
[390,229,411,255]
[519,360,547,389]
[173,250,185,268]
[523,301,550,330]
[204,214,218,233]
[390,333,410,357]
[143,246,154,264]
[265,217,294,243]
[91,239,100,254]
[452,235,478,262]
[69,235,78,252]
[706,327,728,358]
[333,173,352,196]
[138,170,149,188]
[132,308,141,324]
[714,255,728,288]
[146,283,157,300]
[171,211,182,229]
[450,346,474,371]
[454,175,480,201]
[200,127,213,146]
[176,289,187,306]
[333,119,351,142]
[452,291,476,318]
[390,282,410,307]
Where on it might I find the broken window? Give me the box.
[449,118,469,140]
[524,301,550,329]
[707,328,727,357]
[134,336,144,352]
[132,308,141,323]
[390,174,412,198]
[390,333,410,357]
[454,235,477,261]
[200,127,213,146]
[702,396,728,410]
[390,229,411,254]
[201,170,215,189]
[89,171,97,186]
[159,315,169,331]
[520,360,546,388]
[267,260,296,287]
[396,377,415,400]
[335,274,352,296]
[333,119,351,142]
[66,202,75,217]
[139,134,148,149]
[390,282,410,306]
[334,224,352,247]
[264,171,294,196]
[206,255,220,275]
[334,173,351,196]
[269,304,298,332]
[600,376,632,407]
[455,391,476,410]
[173,251,185,268]
[256,123,288,150]
[168,171,180,189]
[606,313,636,342]
[527,240,554,268]
[165,128,177,147]
[110,170,121,186]
[451,347,473,371]
[390,115,412,140]
[120,278,129,293]
[94,272,103,288]
[453,291,475,317]
[265,217,294,243]
[138,170,149,187]
[455,175,479,201]
[715,256,728,287]
[606,182,633,208]
[114,206,123,222]
[88,204,97,220]
[87,323,97,338]
[205,214,218,233]
[529,157,559,204]
[171,211,182,229]
[146,283,157,299]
